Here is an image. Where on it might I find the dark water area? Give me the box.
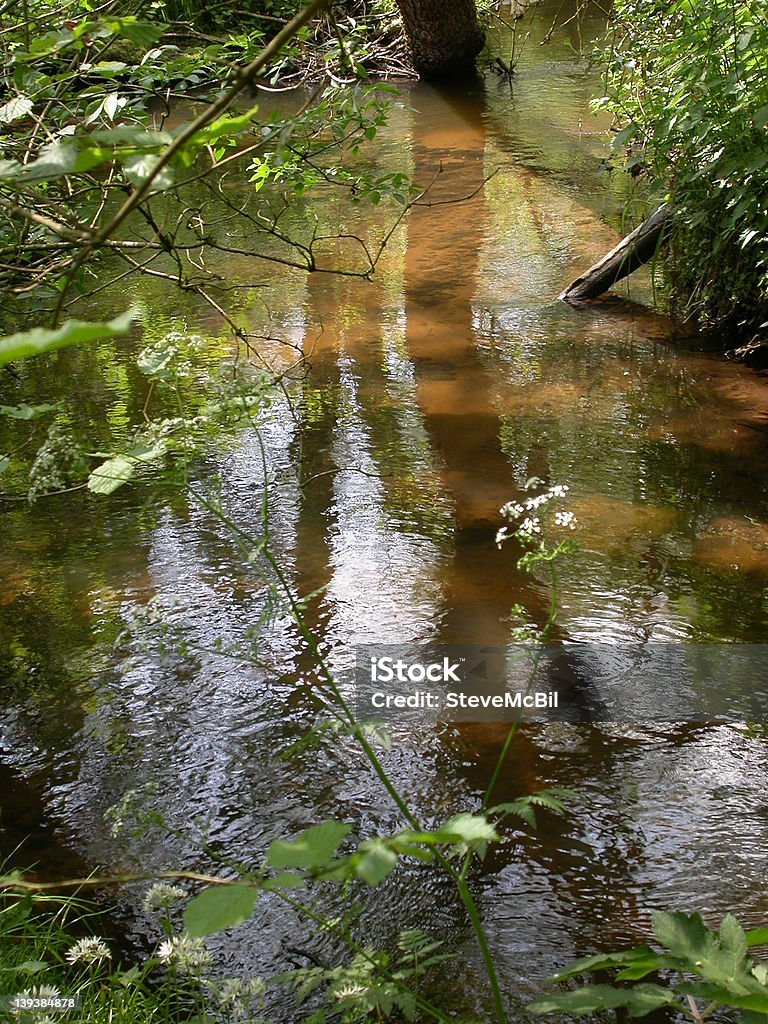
[2,1,768,1018]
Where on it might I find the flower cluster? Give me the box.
[157,934,212,975]
[497,484,577,547]
[213,977,266,1014]
[333,983,368,1002]
[65,937,111,966]
[143,882,186,912]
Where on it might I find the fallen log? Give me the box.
[560,203,672,303]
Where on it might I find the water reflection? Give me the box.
[2,0,768,1017]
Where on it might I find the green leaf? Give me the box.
[87,440,164,495]
[550,947,660,982]
[91,126,172,148]
[530,983,676,1017]
[192,106,259,147]
[614,123,638,148]
[652,910,709,959]
[677,983,768,1014]
[0,402,60,420]
[0,455,9,474]
[440,813,499,845]
[87,455,135,494]
[0,311,134,369]
[105,17,164,49]
[720,914,748,961]
[616,962,665,981]
[3,960,49,975]
[123,152,175,191]
[267,821,351,870]
[755,106,768,130]
[357,722,392,750]
[746,928,768,947]
[137,345,175,376]
[356,841,397,886]
[497,801,537,828]
[10,140,79,182]
[0,95,33,124]
[184,884,259,937]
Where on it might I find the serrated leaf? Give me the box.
[87,454,135,494]
[0,95,33,124]
[87,440,164,494]
[677,982,768,1014]
[11,140,78,182]
[550,947,660,982]
[440,813,499,845]
[0,311,134,369]
[356,841,397,886]
[123,152,174,191]
[357,721,392,750]
[267,821,351,869]
[616,962,664,981]
[720,914,748,960]
[652,910,709,959]
[184,884,258,937]
[530,983,676,1017]
[496,800,537,828]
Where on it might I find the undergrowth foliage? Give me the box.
[596,0,768,335]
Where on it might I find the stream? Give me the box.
[2,1,768,1018]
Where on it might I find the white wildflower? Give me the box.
[215,977,265,1011]
[65,936,111,966]
[157,934,212,975]
[333,983,368,1001]
[518,517,541,537]
[11,987,61,1017]
[142,882,186,912]
[18,987,60,999]
[495,526,510,548]
[554,510,577,530]
[524,493,550,510]
[549,484,569,497]
[500,501,525,519]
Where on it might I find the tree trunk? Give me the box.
[395,0,485,79]
[560,204,672,303]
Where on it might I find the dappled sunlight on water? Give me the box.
[2,0,768,1016]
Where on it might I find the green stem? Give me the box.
[460,554,560,885]
[187,439,509,1023]
[275,889,456,1024]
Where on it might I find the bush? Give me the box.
[596,0,768,334]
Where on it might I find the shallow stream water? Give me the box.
[2,2,768,1017]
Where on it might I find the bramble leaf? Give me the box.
[184,884,259,937]
[267,821,351,869]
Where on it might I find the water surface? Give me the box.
[2,2,768,1017]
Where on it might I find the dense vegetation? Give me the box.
[597,0,768,341]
